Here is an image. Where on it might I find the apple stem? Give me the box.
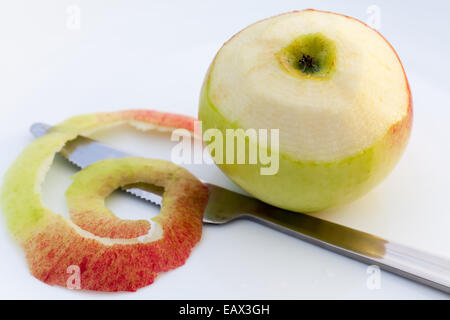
[298,54,320,74]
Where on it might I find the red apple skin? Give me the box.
[25,162,208,292]
[2,110,208,292]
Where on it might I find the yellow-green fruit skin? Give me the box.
[199,60,412,213]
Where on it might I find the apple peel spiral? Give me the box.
[1,110,208,292]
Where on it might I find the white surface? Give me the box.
[0,0,449,299]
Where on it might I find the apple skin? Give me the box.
[199,9,412,213]
[1,110,208,291]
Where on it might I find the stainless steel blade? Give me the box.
[30,122,450,294]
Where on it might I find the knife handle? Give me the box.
[203,184,450,293]
[380,241,450,293]
[243,209,450,294]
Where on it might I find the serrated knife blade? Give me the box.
[30,123,164,205]
[30,122,450,294]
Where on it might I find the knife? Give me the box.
[30,122,450,294]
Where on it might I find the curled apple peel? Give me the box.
[1,110,208,291]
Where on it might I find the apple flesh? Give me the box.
[199,9,412,212]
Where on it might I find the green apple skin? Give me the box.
[199,78,412,213]
[199,11,412,213]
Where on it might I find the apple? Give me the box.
[1,110,208,291]
[199,9,412,212]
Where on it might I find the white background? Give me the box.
[0,0,449,299]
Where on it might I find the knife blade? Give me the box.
[30,122,450,293]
